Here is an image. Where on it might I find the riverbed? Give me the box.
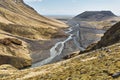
[31,23,105,67]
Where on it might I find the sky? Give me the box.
[24,0,120,16]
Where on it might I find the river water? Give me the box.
[31,23,105,67]
[31,24,85,67]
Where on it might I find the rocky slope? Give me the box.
[68,11,120,30]
[91,21,120,50]
[1,38,120,80]
[0,31,32,69]
[0,0,68,39]
[1,20,120,80]
[0,0,69,68]
[68,11,120,48]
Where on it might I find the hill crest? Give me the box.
[74,11,116,21]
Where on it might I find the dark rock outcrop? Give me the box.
[92,22,120,49]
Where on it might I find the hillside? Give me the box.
[0,0,68,39]
[73,11,116,21]
[3,43,120,80]
[67,11,120,48]
[0,0,69,69]
[1,21,120,80]
[68,11,120,29]
[0,30,32,69]
[91,22,120,50]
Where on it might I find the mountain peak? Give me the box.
[74,11,116,21]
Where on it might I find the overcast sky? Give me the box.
[24,0,120,16]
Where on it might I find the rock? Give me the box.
[112,72,120,78]
[73,11,116,21]
[0,38,32,69]
[9,38,22,45]
[0,55,31,69]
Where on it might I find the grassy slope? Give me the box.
[1,42,120,80]
[2,22,120,80]
[0,0,68,39]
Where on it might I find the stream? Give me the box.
[32,24,85,67]
[31,23,105,67]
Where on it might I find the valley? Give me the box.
[0,0,120,80]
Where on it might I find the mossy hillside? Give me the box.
[0,22,66,39]
[1,42,120,80]
[0,37,32,69]
[92,22,120,50]
[0,0,68,40]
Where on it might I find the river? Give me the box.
[31,23,105,67]
[31,24,85,67]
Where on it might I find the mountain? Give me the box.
[68,11,120,48]
[73,11,116,21]
[0,0,68,69]
[1,22,120,80]
[68,11,119,29]
[0,0,68,39]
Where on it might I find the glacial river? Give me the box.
[31,24,85,67]
[31,24,105,67]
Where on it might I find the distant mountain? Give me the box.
[68,11,119,30]
[73,11,116,21]
[0,0,68,39]
[67,11,120,48]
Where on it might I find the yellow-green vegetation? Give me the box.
[0,42,120,80]
[0,64,18,70]
[0,37,32,69]
[0,22,66,39]
[79,17,120,30]
[0,0,68,40]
